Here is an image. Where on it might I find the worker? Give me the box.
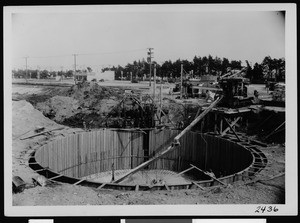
[265,81,270,93]
[206,90,215,102]
[252,90,260,104]
[205,169,216,179]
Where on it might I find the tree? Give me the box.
[230,60,242,70]
[192,56,203,77]
[221,58,230,74]
[40,70,50,79]
[161,60,173,78]
[245,60,253,80]
[87,67,92,73]
[252,63,264,81]
[65,70,74,78]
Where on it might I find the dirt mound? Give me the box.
[12,85,71,105]
[36,96,80,122]
[66,82,122,106]
[12,100,59,139]
[34,82,121,128]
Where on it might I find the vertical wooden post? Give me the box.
[153,64,156,101]
[214,113,217,133]
[220,116,223,134]
[180,64,183,99]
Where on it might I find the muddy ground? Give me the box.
[11,83,285,206]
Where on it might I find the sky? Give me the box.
[10,5,285,71]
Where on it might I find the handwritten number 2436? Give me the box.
[255,206,278,213]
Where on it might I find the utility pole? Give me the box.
[160,73,162,110]
[147,48,153,86]
[73,54,77,83]
[153,63,156,101]
[25,56,28,82]
[180,63,183,99]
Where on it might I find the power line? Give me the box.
[12,48,147,60]
[29,54,71,59]
[12,48,151,71]
[78,48,147,56]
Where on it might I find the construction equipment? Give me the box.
[218,76,253,108]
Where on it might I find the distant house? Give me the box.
[87,71,115,81]
[55,75,65,81]
[74,70,115,82]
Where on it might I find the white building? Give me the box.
[86,71,115,82]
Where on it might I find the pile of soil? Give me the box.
[35,96,80,122]
[34,82,121,128]
[12,100,59,139]
[13,86,70,106]
[12,100,63,183]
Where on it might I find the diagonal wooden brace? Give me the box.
[222,117,241,141]
[190,164,226,186]
[221,117,241,136]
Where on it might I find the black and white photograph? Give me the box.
[3,4,297,217]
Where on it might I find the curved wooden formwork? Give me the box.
[28,128,267,191]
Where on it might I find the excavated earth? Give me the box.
[11,83,285,206]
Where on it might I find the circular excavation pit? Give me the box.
[28,129,267,191]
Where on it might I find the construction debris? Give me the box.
[12,176,26,193]
[20,127,65,140]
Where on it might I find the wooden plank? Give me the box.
[192,181,205,190]
[96,183,106,190]
[165,184,170,191]
[20,127,65,140]
[113,96,223,183]
[264,121,285,140]
[73,179,85,185]
[177,166,195,176]
[190,164,226,186]
[222,117,241,141]
[220,117,241,136]
[48,174,63,180]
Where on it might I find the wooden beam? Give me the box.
[222,117,241,141]
[96,183,106,190]
[221,117,241,136]
[73,179,85,185]
[264,127,285,140]
[192,181,205,190]
[113,96,223,183]
[165,184,170,191]
[20,127,65,140]
[176,166,195,176]
[250,139,268,147]
[264,121,285,140]
[48,174,63,180]
[190,164,226,186]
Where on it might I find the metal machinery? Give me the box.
[218,76,253,108]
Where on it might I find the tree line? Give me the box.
[12,55,285,83]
